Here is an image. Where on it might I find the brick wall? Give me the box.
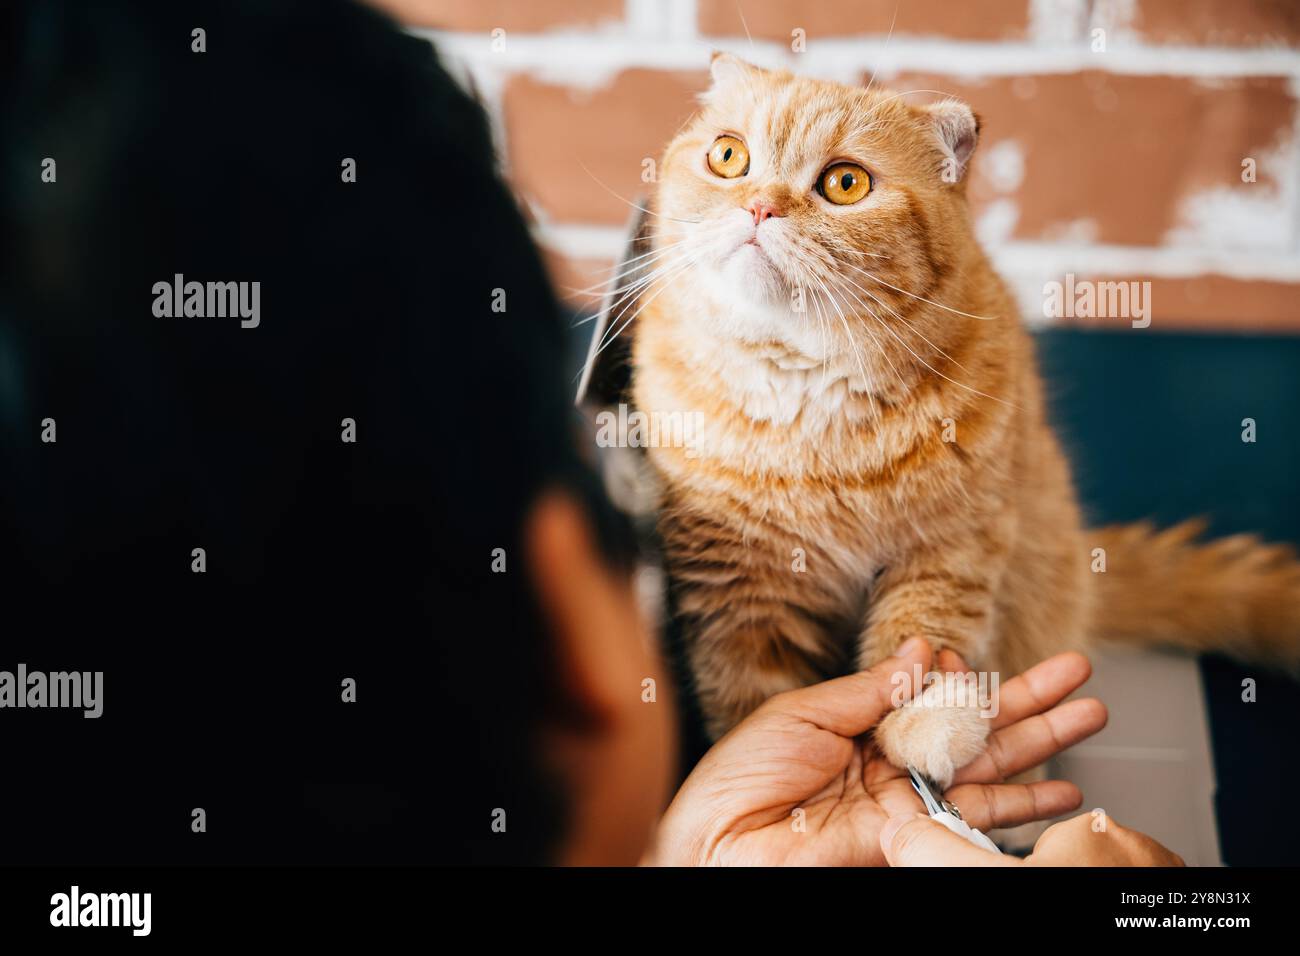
[377,0,1300,331]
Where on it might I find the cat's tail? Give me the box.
[1088,519,1300,673]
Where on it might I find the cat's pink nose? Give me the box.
[748,199,784,225]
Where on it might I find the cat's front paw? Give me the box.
[874,682,991,788]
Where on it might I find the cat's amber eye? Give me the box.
[818,163,872,205]
[707,135,750,178]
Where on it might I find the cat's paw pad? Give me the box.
[874,686,991,788]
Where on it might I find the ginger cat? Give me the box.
[625,55,1300,786]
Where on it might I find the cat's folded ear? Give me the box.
[702,52,760,106]
[708,51,757,88]
[922,98,981,184]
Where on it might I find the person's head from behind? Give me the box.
[1,0,673,865]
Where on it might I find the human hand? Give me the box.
[645,641,1107,866]
[880,806,1186,867]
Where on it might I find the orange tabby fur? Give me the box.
[628,55,1300,784]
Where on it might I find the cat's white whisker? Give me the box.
[586,222,732,315]
[819,272,907,410]
[811,280,883,434]
[812,274,891,441]
[830,271,1020,411]
[578,160,701,225]
[834,265,972,374]
[808,276,831,393]
[588,259,698,374]
[570,219,740,303]
[593,264,684,353]
[590,252,699,360]
[564,235,705,301]
[841,252,996,321]
[807,273,870,392]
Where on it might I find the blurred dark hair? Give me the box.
[0,0,624,863]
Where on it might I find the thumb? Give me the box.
[879,814,1019,867]
[766,637,931,738]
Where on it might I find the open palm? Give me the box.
[649,642,1106,866]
